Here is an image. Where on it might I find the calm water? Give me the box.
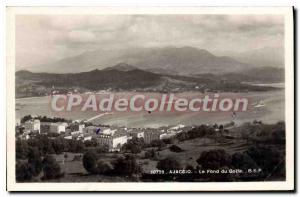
[16,90,285,128]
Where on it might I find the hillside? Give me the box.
[220,67,285,83]
[232,47,284,68]
[25,46,253,75]
[15,64,281,98]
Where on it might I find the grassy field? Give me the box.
[50,137,251,182]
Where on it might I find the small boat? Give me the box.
[253,100,265,108]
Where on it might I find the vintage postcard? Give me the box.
[6,7,294,191]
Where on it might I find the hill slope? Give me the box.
[15,64,282,98]
[26,46,253,75]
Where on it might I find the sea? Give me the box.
[16,89,285,128]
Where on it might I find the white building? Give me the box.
[49,123,66,134]
[18,133,30,140]
[129,130,144,138]
[71,131,82,136]
[95,134,128,152]
[83,126,98,134]
[144,131,163,144]
[24,119,40,133]
[168,124,185,132]
[40,122,66,134]
[61,122,69,127]
[83,135,92,141]
[78,124,85,132]
[70,123,85,132]
[160,133,176,140]
[77,134,92,141]
[102,128,117,136]
[16,119,21,127]
[64,135,73,140]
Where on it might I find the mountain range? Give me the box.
[24,46,283,75]
[16,63,283,98]
[230,47,284,68]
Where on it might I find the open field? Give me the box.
[49,137,254,182]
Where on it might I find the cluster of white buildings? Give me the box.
[92,125,186,151]
[24,119,41,133]
[142,125,188,143]
[96,134,129,152]
[41,122,68,134]
[17,116,190,152]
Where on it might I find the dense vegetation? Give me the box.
[82,151,141,177]
[16,67,280,98]
[21,115,71,123]
[16,121,286,182]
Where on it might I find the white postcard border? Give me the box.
[6,6,294,191]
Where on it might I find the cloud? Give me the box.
[67,30,95,43]
[15,14,284,70]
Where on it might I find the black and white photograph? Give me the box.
[6,6,294,191]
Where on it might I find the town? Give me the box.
[15,114,285,182]
[16,115,195,152]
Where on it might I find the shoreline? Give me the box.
[15,88,285,100]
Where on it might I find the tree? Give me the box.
[16,139,29,159]
[82,151,98,174]
[16,162,33,182]
[68,139,85,153]
[27,147,43,176]
[169,145,183,153]
[231,152,258,170]
[84,138,98,147]
[175,125,213,141]
[51,138,65,154]
[113,155,141,176]
[231,152,260,180]
[130,145,142,154]
[150,140,166,149]
[64,153,68,159]
[42,155,63,180]
[185,164,195,171]
[196,149,231,170]
[96,144,109,153]
[21,115,32,123]
[162,137,178,145]
[157,157,181,172]
[122,138,144,154]
[28,135,55,155]
[144,149,158,159]
[246,145,283,176]
[95,160,113,175]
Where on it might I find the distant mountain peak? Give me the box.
[89,69,100,72]
[16,70,35,77]
[104,62,138,72]
[25,46,253,74]
[16,70,32,74]
[180,46,211,53]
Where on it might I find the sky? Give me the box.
[15,14,284,70]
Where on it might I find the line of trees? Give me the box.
[175,125,216,141]
[16,135,85,159]
[21,115,71,123]
[16,147,63,182]
[16,134,84,182]
[149,144,285,181]
[82,151,141,177]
